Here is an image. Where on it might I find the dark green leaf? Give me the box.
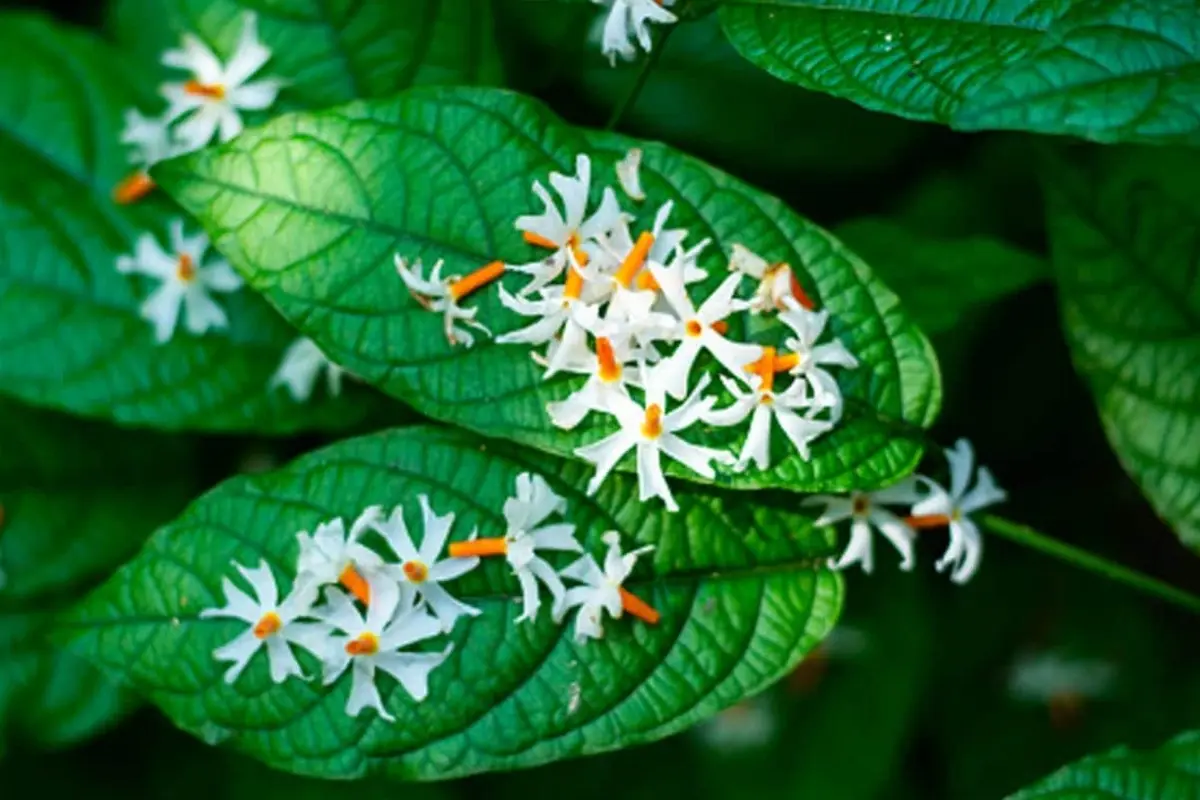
[1007,730,1200,799]
[1046,146,1200,548]
[0,14,366,432]
[107,0,502,109]
[835,218,1047,336]
[65,425,842,780]
[156,86,941,493]
[956,0,1200,146]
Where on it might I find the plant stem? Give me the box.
[982,514,1200,616]
[605,18,678,131]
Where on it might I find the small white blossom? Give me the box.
[596,0,678,66]
[200,561,326,684]
[160,13,284,151]
[395,255,493,347]
[317,580,449,721]
[728,244,814,314]
[804,477,926,573]
[372,496,482,632]
[1009,651,1116,705]
[650,264,760,399]
[119,109,182,170]
[777,297,858,421]
[615,147,645,201]
[496,270,606,377]
[575,366,733,512]
[116,218,243,343]
[546,335,637,430]
[703,356,834,471]
[558,531,654,641]
[271,337,347,402]
[511,154,625,295]
[501,473,582,623]
[911,439,1006,584]
[295,507,389,599]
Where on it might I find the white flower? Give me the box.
[1008,651,1116,704]
[116,218,243,343]
[650,264,760,399]
[395,255,499,347]
[600,202,708,291]
[295,507,389,603]
[575,366,733,512]
[615,147,645,201]
[200,561,326,684]
[703,348,834,471]
[546,335,636,430]
[803,477,926,573]
[271,337,347,402]
[317,580,450,721]
[511,154,625,295]
[120,109,181,170]
[728,244,815,314]
[596,0,678,66]
[496,264,606,377]
[910,439,1006,584]
[502,473,582,623]
[371,496,482,633]
[160,13,284,151]
[776,297,858,421]
[558,531,656,641]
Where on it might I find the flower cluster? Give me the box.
[808,438,1007,584]
[202,473,659,719]
[397,152,858,511]
[593,0,679,65]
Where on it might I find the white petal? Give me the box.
[635,441,676,511]
[559,554,604,591]
[380,605,444,650]
[182,284,229,335]
[659,433,730,481]
[728,243,768,279]
[870,508,917,571]
[418,582,481,632]
[373,646,452,702]
[576,429,638,496]
[550,155,590,231]
[200,576,261,623]
[312,587,364,634]
[871,475,928,506]
[264,635,305,683]
[346,661,394,721]
[514,180,567,245]
[162,34,223,83]
[212,629,262,684]
[773,405,833,461]
[200,260,243,292]
[530,523,581,552]
[737,404,774,471]
[831,518,874,573]
[960,467,1007,514]
[364,575,402,633]
[234,560,278,608]
[141,282,186,344]
[653,338,702,400]
[427,554,479,582]
[225,14,271,86]
[802,495,855,527]
[514,568,542,623]
[615,148,645,201]
[579,187,625,241]
[230,79,284,111]
[944,439,976,502]
[417,494,456,563]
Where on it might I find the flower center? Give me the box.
[641,403,664,439]
[851,494,870,516]
[183,80,226,100]
[596,337,622,383]
[563,261,585,301]
[745,346,777,394]
[567,233,590,268]
[338,564,371,605]
[345,632,380,656]
[684,319,703,338]
[252,611,282,639]
[402,560,429,583]
[176,253,196,282]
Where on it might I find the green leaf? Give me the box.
[1046,146,1200,548]
[1007,730,1200,799]
[834,218,1047,337]
[107,0,501,109]
[155,85,941,493]
[718,0,1068,126]
[64,424,842,780]
[0,14,368,432]
[956,0,1200,146]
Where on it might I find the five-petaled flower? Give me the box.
[558,531,658,641]
[271,337,348,402]
[114,110,181,204]
[728,244,815,314]
[776,297,859,421]
[160,13,284,151]
[395,256,502,347]
[371,496,483,632]
[804,477,926,573]
[596,0,678,66]
[908,439,1006,584]
[295,507,389,605]
[317,579,450,721]
[116,218,243,343]
[201,561,326,684]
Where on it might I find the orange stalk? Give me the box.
[564,263,585,300]
[619,587,661,624]
[904,514,952,530]
[113,171,156,205]
[789,271,816,310]
[711,320,728,335]
[743,346,776,392]
[449,260,505,300]
[338,564,371,605]
[184,79,225,99]
[773,351,800,373]
[596,337,622,383]
[636,270,660,291]
[449,538,508,558]
[523,231,559,250]
[613,231,655,287]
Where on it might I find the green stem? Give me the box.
[605,16,679,131]
[982,514,1200,616]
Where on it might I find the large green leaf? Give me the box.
[720,0,1200,146]
[956,0,1200,146]
[1047,146,1200,548]
[835,218,1047,337]
[155,86,941,494]
[0,14,366,432]
[64,425,842,780]
[1007,730,1200,799]
[719,0,1069,126]
[107,0,501,109]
